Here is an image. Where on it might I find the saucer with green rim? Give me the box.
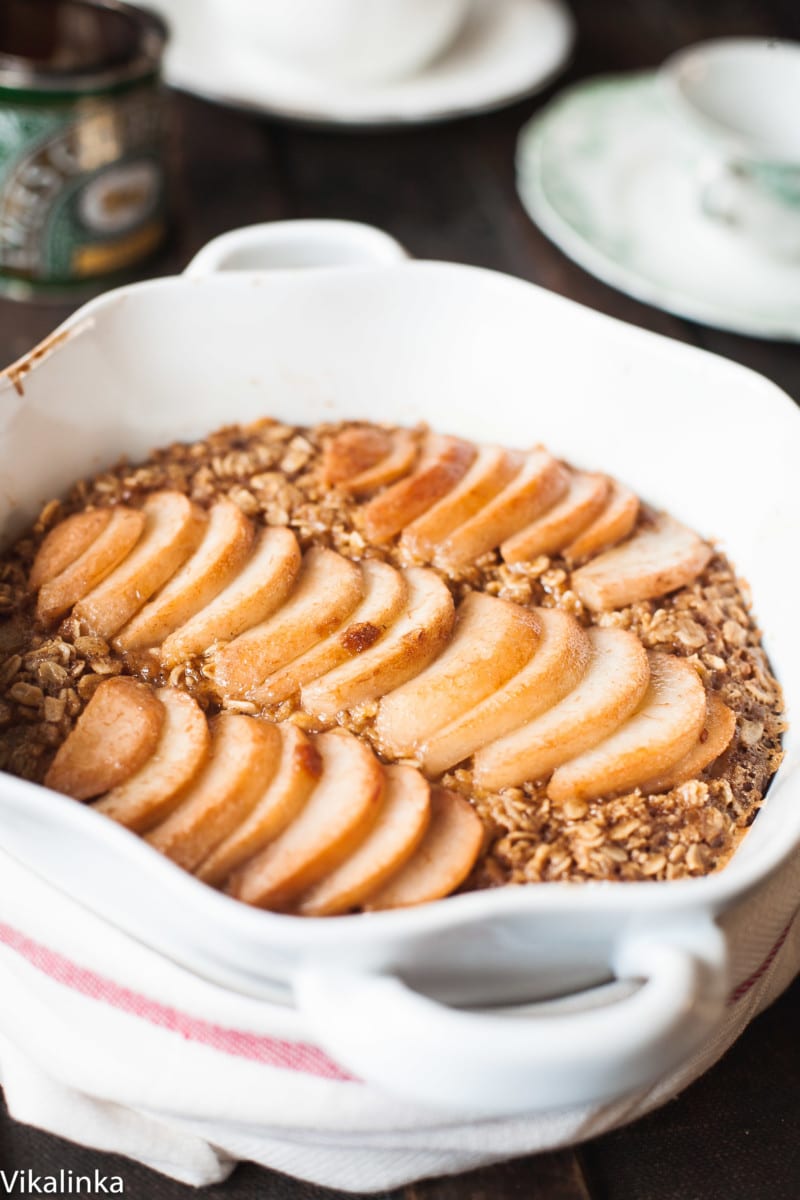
[517,72,800,341]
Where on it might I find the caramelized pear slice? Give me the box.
[501,472,610,564]
[301,567,455,721]
[30,509,112,591]
[94,689,210,833]
[548,653,707,803]
[44,677,164,801]
[364,788,483,911]
[399,446,523,563]
[36,507,145,625]
[375,593,540,759]
[341,430,418,496]
[572,514,713,612]
[160,526,301,667]
[360,434,476,543]
[212,547,363,700]
[229,729,384,909]
[472,627,650,790]
[146,715,281,872]
[435,450,569,569]
[252,559,407,706]
[298,765,431,916]
[322,426,393,486]
[197,724,322,887]
[115,499,253,651]
[564,480,639,563]
[421,607,591,777]
[638,692,736,794]
[75,492,206,639]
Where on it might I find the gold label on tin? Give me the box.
[0,85,167,284]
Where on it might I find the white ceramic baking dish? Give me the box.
[0,222,798,1117]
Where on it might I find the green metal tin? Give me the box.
[0,0,169,300]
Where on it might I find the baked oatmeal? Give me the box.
[0,418,785,908]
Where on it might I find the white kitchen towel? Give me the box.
[1,843,799,1194]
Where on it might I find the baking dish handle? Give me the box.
[293,918,728,1114]
[184,220,409,277]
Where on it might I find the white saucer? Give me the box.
[517,72,800,341]
[149,0,574,126]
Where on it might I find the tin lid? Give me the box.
[0,0,167,93]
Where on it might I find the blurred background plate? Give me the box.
[148,0,574,126]
[517,72,800,341]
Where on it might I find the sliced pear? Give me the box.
[36,507,145,625]
[197,724,322,887]
[638,692,736,794]
[74,492,206,639]
[399,446,524,563]
[322,426,393,486]
[115,499,254,652]
[298,765,431,916]
[421,607,591,777]
[364,788,483,911]
[360,434,476,544]
[375,592,540,759]
[94,688,210,833]
[44,676,164,801]
[301,567,455,721]
[212,547,363,701]
[473,627,650,790]
[30,509,112,591]
[564,480,639,563]
[252,559,407,706]
[572,514,713,612]
[435,450,569,569]
[160,525,301,667]
[548,653,707,803]
[229,728,384,909]
[146,715,281,872]
[501,472,610,564]
[342,430,418,496]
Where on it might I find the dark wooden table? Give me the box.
[1,1,799,1197]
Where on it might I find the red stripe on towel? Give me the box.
[2,912,795,1069]
[0,922,355,1082]
[726,922,792,1006]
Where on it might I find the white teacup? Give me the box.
[663,38,800,258]
[221,0,470,85]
